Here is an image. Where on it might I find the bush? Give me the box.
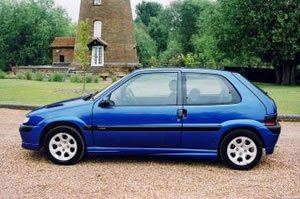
[85,75,93,83]
[25,71,33,80]
[49,73,65,82]
[111,75,118,83]
[93,75,100,83]
[33,72,44,81]
[0,70,6,79]
[16,73,25,79]
[70,74,82,83]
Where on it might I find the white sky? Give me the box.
[54,0,172,22]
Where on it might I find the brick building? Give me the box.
[51,37,75,66]
[51,0,139,73]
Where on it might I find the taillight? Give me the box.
[264,115,278,126]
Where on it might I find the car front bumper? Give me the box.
[19,125,42,151]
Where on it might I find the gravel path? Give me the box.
[0,109,299,199]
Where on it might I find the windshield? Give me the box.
[93,78,124,99]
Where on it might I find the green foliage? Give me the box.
[135,25,158,66]
[148,10,170,53]
[25,72,33,80]
[0,0,74,69]
[49,73,65,82]
[135,1,162,26]
[16,73,25,80]
[183,53,199,68]
[134,0,300,84]
[75,19,91,72]
[70,75,82,83]
[92,75,100,83]
[33,72,44,81]
[148,56,159,67]
[86,75,93,84]
[0,70,6,79]
[75,19,91,90]
[216,0,300,84]
[159,40,183,66]
[111,75,118,83]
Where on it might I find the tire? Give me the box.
[220,129,263,170]
[44,126,85,165]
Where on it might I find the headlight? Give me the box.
[23,117,30,124]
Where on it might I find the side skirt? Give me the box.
[87,147,218,160]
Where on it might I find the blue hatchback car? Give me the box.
[20,68,281,170]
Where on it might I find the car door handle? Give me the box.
[177,109,187,119]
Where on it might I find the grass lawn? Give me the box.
[0,79,299,114]
[0,79,109,106]
[256,83,300,115]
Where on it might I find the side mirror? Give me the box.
[99,96,114,108]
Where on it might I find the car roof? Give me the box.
[134,67,233,75]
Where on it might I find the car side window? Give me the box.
[183,73,240,105]
[110,73,178,106]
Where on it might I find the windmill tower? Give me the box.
[78,0,139,73]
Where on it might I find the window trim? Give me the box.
[91,46,104,67]
[182,72,241,106]
[106,72,182,107]
[93,21,102,38]
[93,0,102,6]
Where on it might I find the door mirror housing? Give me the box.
[99,96,114,108]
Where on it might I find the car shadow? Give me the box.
[24,149,225,169]
[85,155,224,168]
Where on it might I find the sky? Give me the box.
[54,0,172,22]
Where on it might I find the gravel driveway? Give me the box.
[0,109,299,199]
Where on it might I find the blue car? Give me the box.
[20,68,281,170]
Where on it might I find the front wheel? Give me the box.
[44,126,85,165]
[220,130,263,170]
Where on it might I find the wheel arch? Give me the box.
[39,121,85,148]
[218,126,265,151]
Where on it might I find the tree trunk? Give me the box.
[281,64,290,85]
[290,64,296,84]
[83,71,86,91]
[274,65,282,84]
[280,61,296,85]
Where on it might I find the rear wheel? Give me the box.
[44,126,85,165]
[220,129,263,170]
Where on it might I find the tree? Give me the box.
[217,0,300,84]
[135,24,158,67]
[135,1,162,26]
[148,9,171,54]
[169,0,210,54]
[0,0,74,71]
[75,19,91,91]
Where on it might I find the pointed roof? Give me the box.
[87,38,108,48]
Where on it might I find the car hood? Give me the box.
[28,95,94,116]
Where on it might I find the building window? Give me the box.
[59,55,65,63]
[94,0,101,5]
[93,21,102,38]
[91,46,104,66]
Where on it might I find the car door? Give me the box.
[92,72,182,148]
[179,72,242,150]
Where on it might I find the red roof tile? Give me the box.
[51,37,75,48]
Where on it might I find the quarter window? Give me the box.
[183,73,240,105]
[110,73,178,106]
[91,46,104,66]
[93,21,102,38]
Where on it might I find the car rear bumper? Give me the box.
[260,124,281,155]
[19,125,42,151]
[267,124,281,135]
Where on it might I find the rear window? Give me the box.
[183,73,241,105]
[234,73,274,101]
